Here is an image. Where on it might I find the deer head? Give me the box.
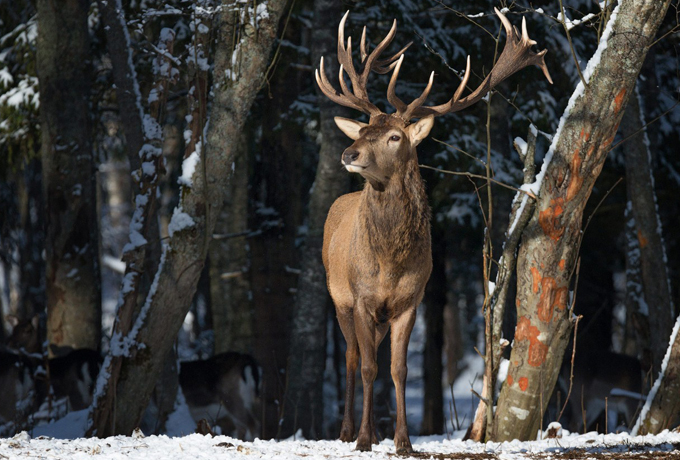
[334,114,433,191]
[316,9,553,181]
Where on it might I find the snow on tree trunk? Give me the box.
[492,0,671,442]
[632,314,680,435]
[282,0,351,439]
[621,89,674,374]
[37,0,101,356]
[87,0,289,436]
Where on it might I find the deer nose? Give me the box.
[342,148,360,165]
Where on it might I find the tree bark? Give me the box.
[37,0,101,356]
[420,227,446,435]
[633,314,680,435]
[282,0,351,440]
[87,0,289,436]
[493,0,671,442]
[621,89,674,374]
[210,131,253,355]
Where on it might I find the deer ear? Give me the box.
[407,115,434,146]
[334,117,367,140]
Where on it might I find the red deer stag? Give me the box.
[317,9,551,454]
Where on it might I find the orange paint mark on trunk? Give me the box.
[539,198,566,241]
[566,149,583,201]
[518,377,529,391]
[559,259,566,271]
[516,316,549,367]
[637,230,648,249]
[507,375,514,387]
[537,277,568,323]
[531,267,541,293]
[603,121,621,149]
[614,88,627,114]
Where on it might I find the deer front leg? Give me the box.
[336,310,358,442]
[354,305,378,452]
[390,307,417,455]
[370,323,390,445]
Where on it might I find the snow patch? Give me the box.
[168,208,196,236]
[510,406,530,420]
[178,150,201,187]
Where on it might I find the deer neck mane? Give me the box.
[358,157,430,264]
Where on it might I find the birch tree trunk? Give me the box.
[282,0,350,439]
[87,0,289,436]
[621,89,674,374]
[37,0,101,356]
[492,0,671,442]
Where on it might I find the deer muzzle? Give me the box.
[342,147,366,172]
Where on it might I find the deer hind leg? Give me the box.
[336,309,358,442]
[390,307,416,455]
[354,304,378,452]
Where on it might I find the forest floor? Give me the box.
[2,427,679,459]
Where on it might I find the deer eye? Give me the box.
[389,135,401,142]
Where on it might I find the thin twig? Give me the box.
[557,314,583,422]
[610,100,680,151]
[419,164,538,199]
[263,0,296,93]
[568,177,623,282]
[432,138,487,168]
[435,1,497,41]
[558,0,588,88]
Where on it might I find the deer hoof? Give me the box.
[395,439,413,456]
[339,426,354,443]
[355,439,372,452]
[396,445,413,456]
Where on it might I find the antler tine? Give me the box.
[387,55,408,114]
[360,26,368,63]
[373,42,413,74]
[315,11,414,118]
[452,56,472,103]
[337,11,363,97]
[316,57,380,115]
[338,63,381,114]
[398,70,435,120]
[358,18,399,88]
[410,8,552,119]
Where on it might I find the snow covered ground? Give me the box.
[2,428,680,459]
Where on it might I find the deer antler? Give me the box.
[403,8,552,120]
[315,11,411,117]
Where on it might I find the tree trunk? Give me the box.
[493,0,671,441]
[37,0,101,357]
[420,226,446,435]
[621,89,674,374]
[282,0,351,440]
[633,314,680,435]
[87,0,289,436]
[210,131,253,355]
[624,204,652,366]
[249,86,302,438]
[18,158,46,320]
